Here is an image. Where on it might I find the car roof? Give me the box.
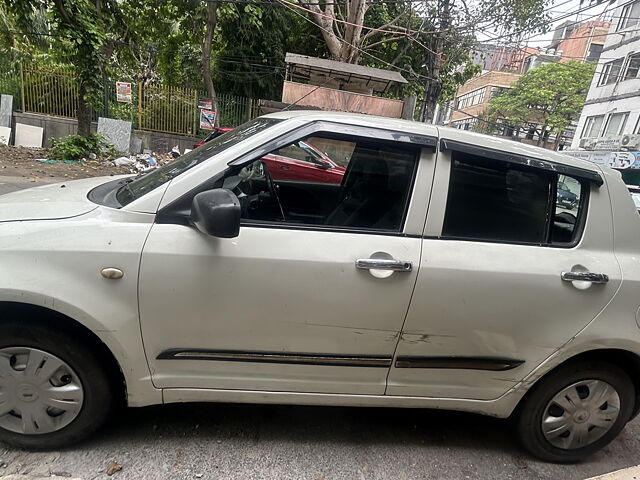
[262,110,599,174]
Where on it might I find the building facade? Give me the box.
[448,71,521,130]
[571,0,640,151]
[553,20,609,64]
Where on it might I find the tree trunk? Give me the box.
[305,0,367,64]
[77,82,92,137]
[202,0,220,127]
[340,0,367,63]
[553,129,564,150]
[536,125,547,147]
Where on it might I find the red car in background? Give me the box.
[193,127,234,148]
[261,140,345,184]
[195,128,345,184]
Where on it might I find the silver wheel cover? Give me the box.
[542,379,620,450]
[0,347,84,435]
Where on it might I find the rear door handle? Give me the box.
[356,258,412,272]
[561,271,609,284]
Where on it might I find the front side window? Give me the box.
[221,135,419,232]
[442,151,586,246]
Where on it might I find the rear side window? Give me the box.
[442,151,586,246]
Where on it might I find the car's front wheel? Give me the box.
[516,361,635,462]
[0,321,116,449]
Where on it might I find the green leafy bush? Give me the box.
[49,134,117,160]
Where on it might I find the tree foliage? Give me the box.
[1,0,558,131]
[488,61,595,144]
[3,0,125,135]
[298,0,552,120]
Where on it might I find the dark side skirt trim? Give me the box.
[394,356,525,371]
[157,349,392,368]
[158,349,524,371]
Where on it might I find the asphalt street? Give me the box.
[0,404,639,480]
[0,176,639,480]
[0,177,45,195]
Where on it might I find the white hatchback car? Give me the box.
[1,112,639,462]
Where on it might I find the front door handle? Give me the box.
[561,271,609,284]
[356,258,412,272]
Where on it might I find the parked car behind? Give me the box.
[556,181,578,210]
[1,112,640,463]
[197,128,345,184]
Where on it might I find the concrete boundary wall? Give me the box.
[11,112,200,153]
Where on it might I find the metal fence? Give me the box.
[23,65,78,119]
[0,65,21,107]
[138,84,197,135]
[0,64,259,136]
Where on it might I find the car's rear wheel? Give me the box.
[0,322,115,449]
[516,361,635,462]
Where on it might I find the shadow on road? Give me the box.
[98,402,517,453]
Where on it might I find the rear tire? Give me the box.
[516,361,635,462]
[0,321,115,449]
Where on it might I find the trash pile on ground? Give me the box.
[113,153,161,173]
[0,144,177,182]
[112,146,189,173]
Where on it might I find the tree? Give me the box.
[488,61,595,147]
[214,2,324,99]
[297,0,552,122]
[4,0,125,136]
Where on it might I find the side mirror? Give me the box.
[315,160,331,170]
[190,188,241,238]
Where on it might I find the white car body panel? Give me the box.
[0,182,161,406]
[0,111,638,419]
[0,177,102,222]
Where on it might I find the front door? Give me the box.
[138,129,435,395]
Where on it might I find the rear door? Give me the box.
[387,135,621,400]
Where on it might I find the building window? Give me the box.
[624,53,640,80]
[582,115,605,138]
[455,88,486,110]
[599,58,625,85]
[603,112,629,136]
[586,43,603,63]
[617,0,640,31]
[490,86,509,98]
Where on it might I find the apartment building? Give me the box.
[448,71,521,130]
[571,0,640,151]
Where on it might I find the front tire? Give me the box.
[0,322,115,449]
[516,361,635,462]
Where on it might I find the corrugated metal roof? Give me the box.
[285,53,407,84]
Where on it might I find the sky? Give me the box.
[522,0,610,48]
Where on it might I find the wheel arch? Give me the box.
[0,301,127,406]
[516,348,640,419]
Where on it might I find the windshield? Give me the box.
[116,117,282,206]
